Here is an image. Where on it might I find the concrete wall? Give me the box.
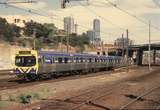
[0,41,30,70]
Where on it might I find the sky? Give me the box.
[0,0,160,44]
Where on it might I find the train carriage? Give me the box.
[14,50,125,80]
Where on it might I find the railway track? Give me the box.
[0,68,127,91]
[119,86,160,110]
[69,83,123,110]
[36,67,160,110]
[54,84,160,110]
[39,80,125,110]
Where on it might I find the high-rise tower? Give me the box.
[93,19,101,41]
[64,17,75,34]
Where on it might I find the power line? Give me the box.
[3,3,120,39]
[77,1,125,31]
[77,1,139,39]
[104,0,160,31]
[0,1,37,4]
[50,15,121,37]
[4,4,56,19]
[2,2,141,44]
[77,0,160,42]
[0,0,133,38]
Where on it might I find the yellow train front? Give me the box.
[14,50,38,80]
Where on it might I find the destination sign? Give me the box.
[19,51,31,54]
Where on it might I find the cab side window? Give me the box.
[38,56,42,64]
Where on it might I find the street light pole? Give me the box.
[33,29,36,50]
[126,29,129,72]
[148,21,151,71]
[122,33,124,57]
[66,24,69,53]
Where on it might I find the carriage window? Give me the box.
[89,58,92,63]
[54,57,58,63]
[73,57,76,63]
[95,58,97,62]
[97,59,99,62]
[86,58,89,63]
[102,59,104,62]
[52,57,55,63]
[45,58,52,64]
[64,57,68,63]
[58,57,63,63]
[76,57,79,63]
[80,58,83,63]
[101,59,103,62]
[70,57,73,63]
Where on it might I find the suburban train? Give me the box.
[14,50,127,80]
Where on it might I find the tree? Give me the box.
[68,33,90,52]
[44,23,58,45]
[23,21,49,38]
[0,17,21,42]
[10,24,21,38]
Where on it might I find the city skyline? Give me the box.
[0,0,160,44]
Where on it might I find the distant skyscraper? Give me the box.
[74,24,78,34]
[64,17,75,34]
[93,19,101,41]
[87,30,95,44]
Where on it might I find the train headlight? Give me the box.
[15,68,21,74]
[29,68,36,74]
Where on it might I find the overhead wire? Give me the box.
[104,0,160,31]
[76,1,139,40]
[2,3,120,38]
[4,1,155,43]
[0,1,37,4]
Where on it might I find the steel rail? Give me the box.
[70,83,123,110]
[120,86,160,110]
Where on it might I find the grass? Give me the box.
[0,101,9,108]
[5,87,54,104]
[0,86,56,110]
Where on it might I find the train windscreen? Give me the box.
[15,56,36,67]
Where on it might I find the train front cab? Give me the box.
[14,50,38,80]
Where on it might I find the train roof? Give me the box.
[38,51,121,59]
